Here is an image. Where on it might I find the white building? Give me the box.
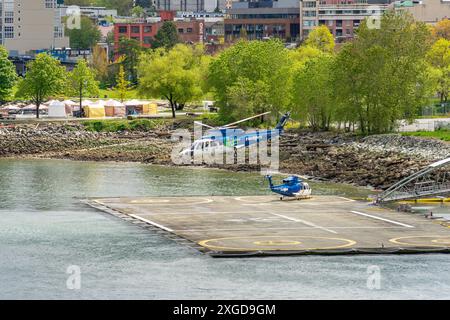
[59,5,118,19]
[0,0,69,56]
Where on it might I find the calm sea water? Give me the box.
[0,159,449,299]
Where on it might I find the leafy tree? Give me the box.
[131,5,146,18]
[304,25,335,53]
[15,53,66,118]
[433,19,450,40]
[239,27,248,40]
[291,54,335,131]
[65,16,101,49]
[95,0,134,16]
[92,45,109,83]
[116,65,130,102]
[117,37,144,84]
[208,39,291,122]
[0,46,17,102]
[138,44,208,118]
[225,78,271,123]
[427,38,450,103]
[68,59,99,116]
[152,21,179,50]
[333,11,433,133]
[64,0,93,5]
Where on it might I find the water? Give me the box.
[0,159,449,299]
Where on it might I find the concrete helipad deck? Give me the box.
[87,195,450,257]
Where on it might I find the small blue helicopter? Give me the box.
[265,175,312,200]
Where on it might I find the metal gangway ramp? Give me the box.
[377,157,450,203]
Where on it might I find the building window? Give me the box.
[143,36,152,44]
[4,26,14,38]
[54,26,63,38]
[4,11,13,24]
[303,20,316,27]
[178,28,184,33]
[45,0,56,9]
[118,26,128,33]
[131,26,140,33]
[304,11,316,17]
[144,26,152,33]
[304,1,316,7]
[187,28,193,33]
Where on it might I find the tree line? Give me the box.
[1,12,449,132]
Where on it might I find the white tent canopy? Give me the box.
[62,100,78,106]
[48,101,67,118]
[81,99,94,107]
[0,104,20,110]
[105,99,125,107]
[124,99,144,106]
[44,99,60,106]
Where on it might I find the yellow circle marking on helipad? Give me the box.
[198,236,356,251]
[389,236,450,247]
[129,198,213,205]
[253,240,302,246]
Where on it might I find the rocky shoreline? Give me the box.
[0,122,448,189]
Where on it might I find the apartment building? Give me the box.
[224,0,301,41]
[392,0,450,24]
[300,0,390,40]
[0,0,69,56]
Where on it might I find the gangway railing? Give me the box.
[376,157,450,203]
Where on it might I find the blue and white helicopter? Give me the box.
[265,175,312,200]
[180,111,291,157]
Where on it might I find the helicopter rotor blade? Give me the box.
[220,112,271,129]
[194,121,216,129]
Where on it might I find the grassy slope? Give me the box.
[402,130,450,141]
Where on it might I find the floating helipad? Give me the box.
[87,195,450,257]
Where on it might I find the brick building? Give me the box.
[113,18,205,52]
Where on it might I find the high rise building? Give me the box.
[300,0,390,40]
[0,0,69,56]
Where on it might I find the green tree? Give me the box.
[131,5,146,18]
[116,65,130,102]
[65,16,101,50]
[63,0,93,5]
[95,0,134,16]
[427,38,450,103]
[92,45,109,84]
[138,44,208,118]
[0,46,17,102]
[208,39,291,122]
[15,53,66,118]
[239,27,248,40]
[152,21,179,50]
[291,54,335,131]
[333,11,433,133]
[68,59,99,116]
[225,78,271,123]
[117,37,144,84]
[304,25,335,53]
[433,19,450,40]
